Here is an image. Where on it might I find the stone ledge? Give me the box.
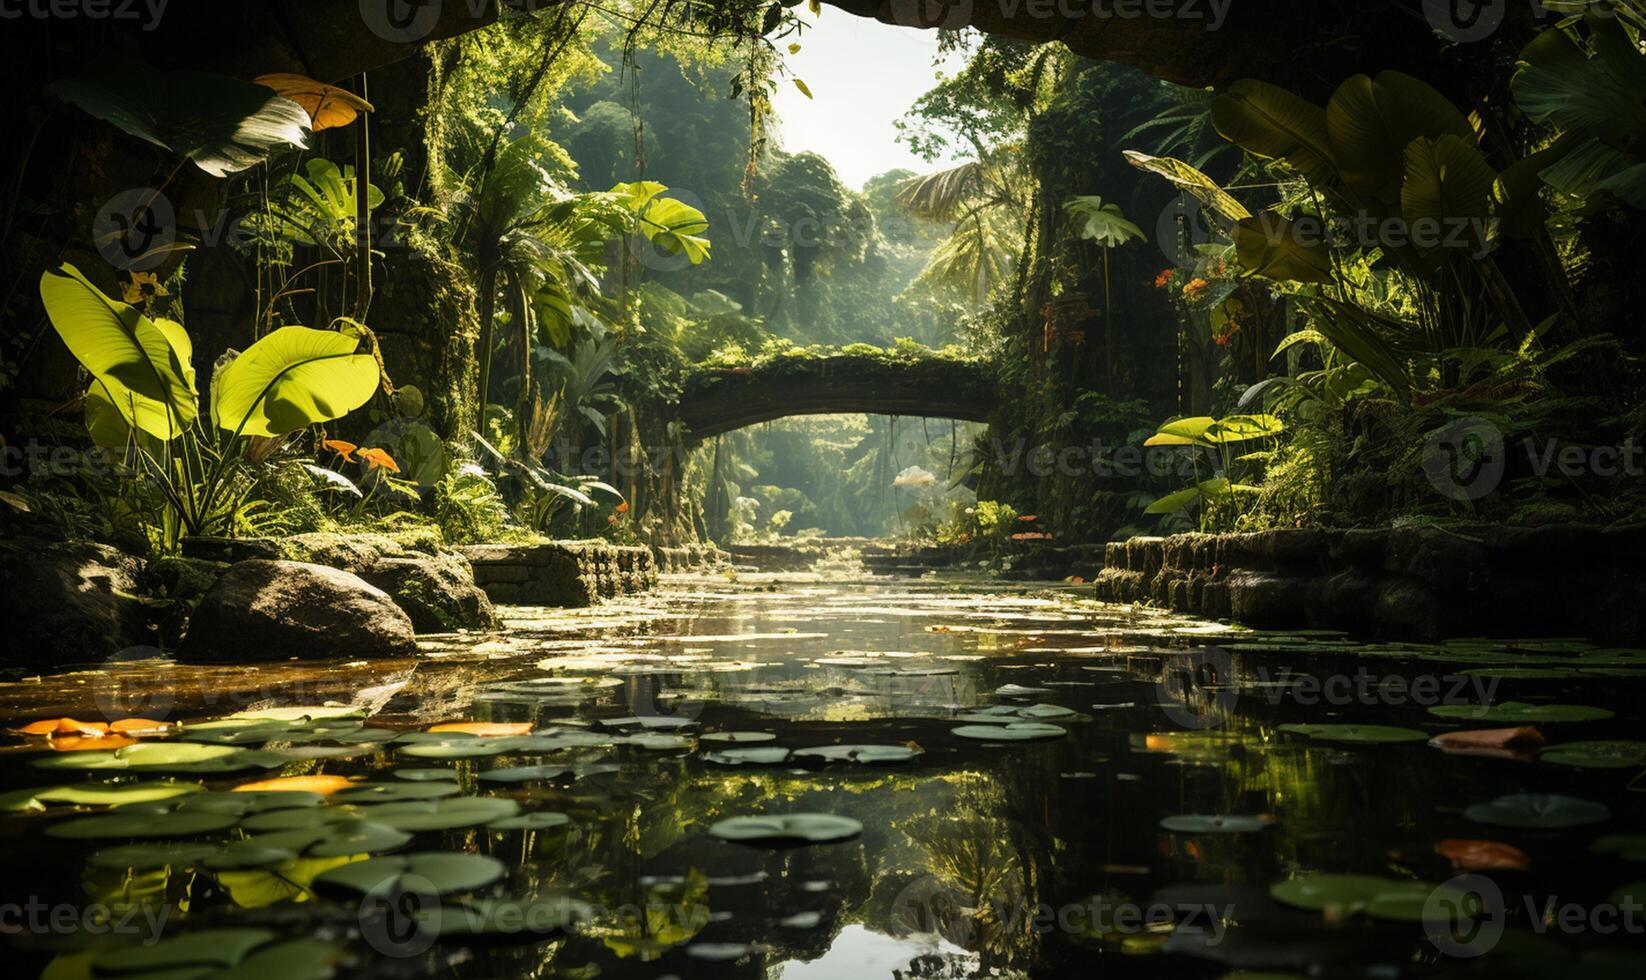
[1094,524,1646,643]
[458,540,658,607]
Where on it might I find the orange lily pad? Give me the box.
[110,718,173,735]
[1436,838,1530,871]
[426,722,533,737]
[233,775,356,796]
[17,718,110,737]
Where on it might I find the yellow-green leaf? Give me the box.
[213,326,379,438]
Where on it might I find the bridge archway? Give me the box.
[676,353,997,440]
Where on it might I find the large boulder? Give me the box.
[181,560,416,662]
[285,532,498,633]
[0,539,146,670]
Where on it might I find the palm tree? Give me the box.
[896,146,1030,307]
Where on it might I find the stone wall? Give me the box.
[652,545,731,574]
[1094,525,1646,643]
[460,541,659,607]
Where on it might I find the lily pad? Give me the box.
[951,722,1067,741]
[332,782,462,804]
[704,747,791,766]
[238,819,413,859]
[709,813,863,847]
[398,737,515,759]
[394,767,460,781]
[3,780,201,811]
[478,765,573,783]
[1464,792,1611,828]
[700,732,777,744]
[313,851,506,898]
[1160,814,1273,833]
[792,744,922,764]
[32,742,243,772]
[1429,702,1614,724]
[1277,724,1428,744]
[1538,741,1646,769]
[1270,873,1458,922]
[359,797,520,831]
[489,811,572,831]
[45,808,239,839]
[627,733,695,751]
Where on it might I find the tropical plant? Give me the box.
[1062,195,1146,378]
[898,148,1030,306]
[40,262,380,543]
[1142,414,1284,529]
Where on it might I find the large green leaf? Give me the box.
[213,326,379,437]
[1297,295,1414,395]
[1327,71,1474,209]
[1400,135,1497,258]
[1062,196,1146,247]
[40,263,198,440]
[1233,213,1334,283]
[635,196,712,264]
[1122,150,1251,222]
[1211,80,1337,186]
[46,61,309,178]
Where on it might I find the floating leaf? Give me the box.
[1539,740,1646,769]
[1464,792,1611,828]
[1430,702,1613,724]
[234,775,356,796]
[46,808,238,840]
[426,721,534,737]
[704,747,791,766]
[709,813,863,847]
[313,852,506,898]
[359,797,520,832]
[951,722,1067,741]
[88,842,219,871]
[1160,814,1273,834]
[1436,839,1530,871]
[489,812,572,831]
[331,782,462,805]
[1270,873,1459,922]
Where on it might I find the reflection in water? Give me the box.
[1,572,1643,978]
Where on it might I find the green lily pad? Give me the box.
[1271,873,1457,922]
[704,747,791,766]
[627,733,695,751]
[3,780,202,811]
[489,811,572,831]
[201,842,302,870]
[394,767,460,781]
[239,819,413,859]
[332,782,462,804]
[478,765,573,783]
[1539,741,1646,769]
[94,927,278,973]
[1160,814,1273,833]
[88,842,220,870]
[220,705,364,723]
[397,737,516,759]
[32,742,243,772]
[1276,724,1429,744]
[951,722,1067,741]
[1429,702,1614,723]
[359,796,520,832]
[1464,792,1611,828]
[709,813,863,847]
[792,744,923,763]
[45,808,239,839]
[313,851,506,898]
[700,732,776,744]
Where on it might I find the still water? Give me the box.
[3,570,1644,978]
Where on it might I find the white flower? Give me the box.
[893,465,936,489]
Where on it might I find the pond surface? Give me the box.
[3,570,1645,979]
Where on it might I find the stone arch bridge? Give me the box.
[676,353,998,440]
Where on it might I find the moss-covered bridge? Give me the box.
[677,351,998,440]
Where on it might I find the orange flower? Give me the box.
[1182,277,1210,298]
[1153,268,1174,288]
[323,439,359,462]
[358,447,400,473]
[1213,321,1242,347]
[615,501,630,514]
